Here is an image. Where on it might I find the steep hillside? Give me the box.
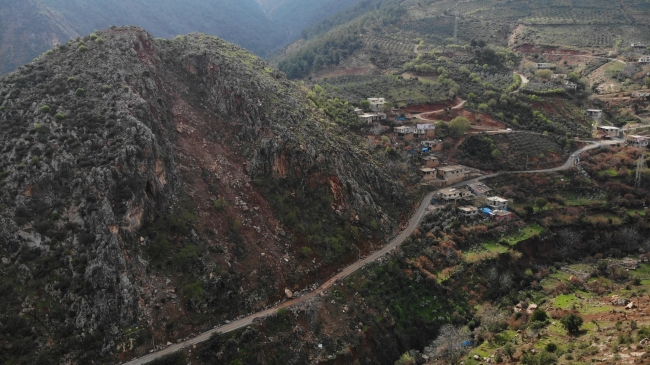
[0,0,361,75]
[0,27,410,363]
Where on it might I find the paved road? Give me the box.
[123,139,622,365]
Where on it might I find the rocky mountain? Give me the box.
[0,0,362,75]
[0,26,410,363]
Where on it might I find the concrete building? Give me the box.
[492,210,514,222]
[597,125,621,137]
[415,123,436,138]
[633,92,650,98]
[487,196,508,210]
[639,56,650,64]
[438,187,472,202]
[368,98,386,111]
[564,81,578,91]
[632,42,648,49]
[421,140,444,152]
[467,182,491,196]
[458,206,479,217]
[360,113,387,124]
[536,63,556,69]
[394,126,413,135]
[627,135,648,148]
[586,109,603,121]
[420,155,440,168]
[420,167,437,180]
[436,165,469,185]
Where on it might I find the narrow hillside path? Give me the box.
[123,139,622,365]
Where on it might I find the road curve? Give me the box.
[123,139,621,365]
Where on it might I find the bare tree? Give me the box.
[424,325,471,363]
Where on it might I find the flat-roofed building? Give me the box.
[436,165,468,185]
[627,135,648,148]
[458,205,479,217]
[487,196,509,210]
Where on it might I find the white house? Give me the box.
[639,56,650,64]
[438,187,472,202]
[597,125,621,137]
[632,42,648,49]
[367,98,386,111]
[536,63,556,69]
[586,109,603,120]
[634,92,650,98]
[627,135,648,148]
[458,206,479,217]
[487,196,508,210]
[564,81,578,91]
[360,113,387,125]
[394,126,414,135]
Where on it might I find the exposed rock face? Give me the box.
[0,27,407,362]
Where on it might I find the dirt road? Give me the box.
[123,139,622,365]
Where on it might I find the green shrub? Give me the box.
[55,113,66,120]
[560,313,583,334]
[0,106,5,112]
[40,105,50,113]
[96,37,104,44]
[67,76,76,82]
[545,343,557,353]
[101,84,112,93]
[531,309,548,322]
[89,34,98,40]
[213,198,227,211]
[75,88,86,96]
[78,45,88,52]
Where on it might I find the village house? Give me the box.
[415,123,436,138]
[421,139,444,152]
[487,196,509,210]
[438,187,473,203]
[634,92,650,98]
[458,206,479,217]
[491,210,514,222]
[420,167,437,180]
[420,155,440,168]
[353,107,364,115]
[467,182,491,196]
[394,126,413,135]
[564,81,578,91]
[639,56,650,64]
[597,125,621,138]
[436,165,469,185]
[536,63,556,69]
[360,113,387,125]
[367,98,386,111]
[586,109,603,121]
[632,42,648,49]
[627,135,648,148]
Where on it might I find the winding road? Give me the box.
[123,139,622,365]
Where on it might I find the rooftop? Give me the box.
[421,155,439,161]
[438,165,466,172]
[420,167,436,173]
[487,196,508,203]
[598,126,620,130]
[458,206,478,212]
[467,182,491,195]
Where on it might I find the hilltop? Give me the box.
[0,26,413,363]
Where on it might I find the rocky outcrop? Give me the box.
[0,27,408,363]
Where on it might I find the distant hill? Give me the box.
[275,0,650,79]
[0,0,361,74]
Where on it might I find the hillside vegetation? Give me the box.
[0,26,412,363]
